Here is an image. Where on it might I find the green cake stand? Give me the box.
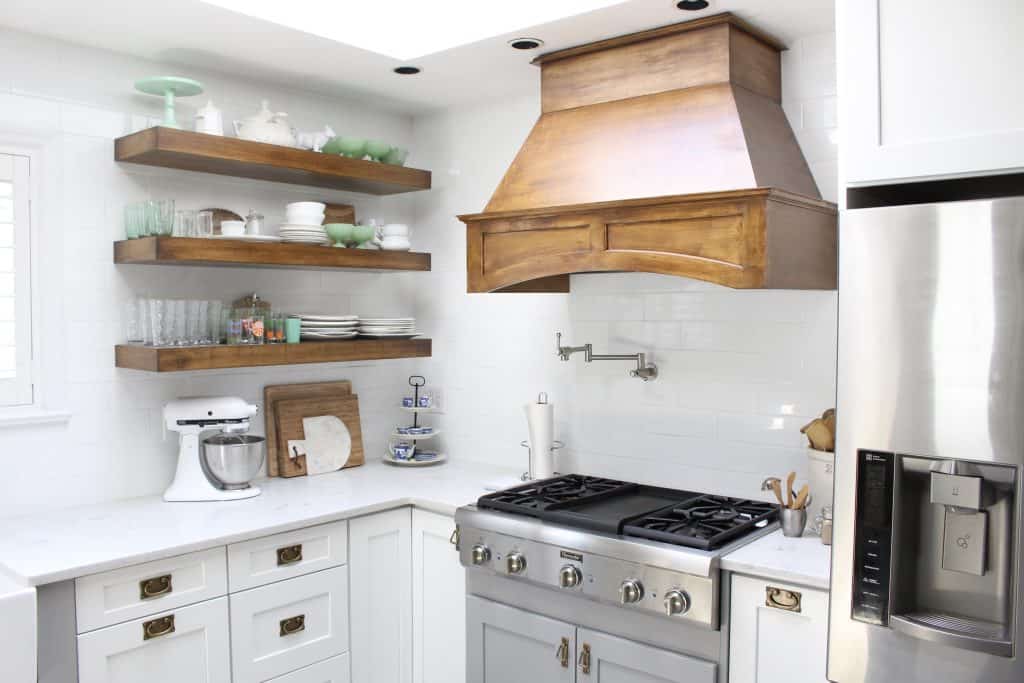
[135,76,203,129]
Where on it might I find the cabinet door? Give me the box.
[467,595,575,683]
[230,566,350,682]
[265,653,351,683]
[349,508,412,683]
[843,0,1024,184]
[576,628,716,683]
[77,597,230,683]
[728,575,829,683]
[411,509,465,683]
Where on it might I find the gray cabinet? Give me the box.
[467,596,575,683]
[467,596,716,683]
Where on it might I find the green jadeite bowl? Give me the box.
[320,137,344,155]
[383,146,409,166]
[365,140,392,161]
[324,223,354,247]
[334,137,367,158]
[351,224,376,245]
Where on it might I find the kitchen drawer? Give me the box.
[230,565,349,682]
[75,547,227,633]
[77,596,230,683]
[266,653,351,683]
[228,520,348,592]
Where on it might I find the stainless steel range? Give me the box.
[456,475,778,682]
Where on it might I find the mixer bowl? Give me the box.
[202,434,265,490]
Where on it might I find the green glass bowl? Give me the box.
[324,223,354,247]
[365,140,392,162]
[351,224,376,245]
[383,147,409,166]
[333,137,367,158]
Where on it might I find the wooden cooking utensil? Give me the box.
[770,479,785,507]
[793,484,810,510]
[275,395,364,478]
[785,471,796,508]
[264,381,352,476]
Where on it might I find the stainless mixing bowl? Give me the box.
[202,434,266,490]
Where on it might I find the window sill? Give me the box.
[0,408,72,428]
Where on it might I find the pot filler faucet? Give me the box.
[556,332,658,381]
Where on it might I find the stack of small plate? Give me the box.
[279,225,330,245]
[298,314,360,340]
[358,317,419,339]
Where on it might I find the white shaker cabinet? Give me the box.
[466,596,576,683]
[77,597,231,683]
[349,508,413,683]
[411,509,465,683]
[728,574,829,683]
[842,0,1024,185]
[577,627,716,683]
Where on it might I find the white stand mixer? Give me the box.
[163,397,261,502]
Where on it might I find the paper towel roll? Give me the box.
[525,393,555,479]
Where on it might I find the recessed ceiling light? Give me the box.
[394,66,421,75]
[509,37,545,50]
[676,0,709,10]
[199,0,627,60]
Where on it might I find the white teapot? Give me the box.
[233,100,296,147]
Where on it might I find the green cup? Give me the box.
[285,317,301,344]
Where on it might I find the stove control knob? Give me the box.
[559,565,582,589]
[664,590,691,617]
[619,579,644,604]
[506,552,527,574]
[470,544,491,566]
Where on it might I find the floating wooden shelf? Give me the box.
[114,237,430,271]
[115,127,431,195]
[115,339,432,373]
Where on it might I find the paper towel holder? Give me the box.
[556,332,658,381]
[520,440,564,481]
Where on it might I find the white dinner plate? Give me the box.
[209,234,283,242]
[382,452,448,467]
[298,314,360,322]
[358,332,421,339]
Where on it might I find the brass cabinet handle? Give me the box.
[279,614,306,636]
[139,574,173,600]
[556,637,570,668]
[277,544,303,566]
[143,615,175,640]
[578,643,591,674]
[765,586,802,613]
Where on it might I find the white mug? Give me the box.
[221,220,245,237]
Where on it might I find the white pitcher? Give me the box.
[193,100,224,136]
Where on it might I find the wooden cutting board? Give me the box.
[323,203,355,225]
[264,380,352,476]
[275,395,364,478]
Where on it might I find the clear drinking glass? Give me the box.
[173,210,196,237]
[156,200,175,236]
[169,299,187,346]
[124,204,139,239]
[196,211,214,238]
[207,300,223,344]
[147,298,166,346]
[186,300,202,344]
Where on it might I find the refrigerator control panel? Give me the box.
[852,450,894,625]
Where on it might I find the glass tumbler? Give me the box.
[207,300,223,344]
[147,298,166,346]
[169,299,187,346]
[173,210,196,237]
[196,211,214,238]
[124,204,140,239]
[155,199,175,236]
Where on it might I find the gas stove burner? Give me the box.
[477,474,634,516]
[623,495,778,550]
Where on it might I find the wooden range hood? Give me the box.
[459,13,837,293]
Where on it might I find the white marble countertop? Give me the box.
[0,459,522,586]
[720,529,833,590]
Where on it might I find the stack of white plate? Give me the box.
[298,314,359,340]
[358,317,419,339]
[279,202,329,244]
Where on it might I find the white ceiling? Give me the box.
[0,0,833,115]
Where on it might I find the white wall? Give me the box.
[0,29,422,518]
[413,31,839,497]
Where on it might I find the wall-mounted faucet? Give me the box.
[556,332,658,381]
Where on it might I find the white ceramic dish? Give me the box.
[358,332,421,339]
[359,317,415,323]
[382,452,448,467]
[298,314,359,322]
[391,428,441,439]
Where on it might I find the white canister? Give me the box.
[194,100,224,136]
[807,447,835,533]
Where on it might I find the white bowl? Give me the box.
[285,201,326,213]
[221,220,246,237]
[382,223,410,237]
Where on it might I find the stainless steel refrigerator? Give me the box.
[828,197,1024,682]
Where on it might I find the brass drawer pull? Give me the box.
[765,586,802,612]
[556,636,570,668]
[578,643,591,674]
[280,614,306,636]
[143,615,175,640]
[139,574,173,600]
[277,544,303,566]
